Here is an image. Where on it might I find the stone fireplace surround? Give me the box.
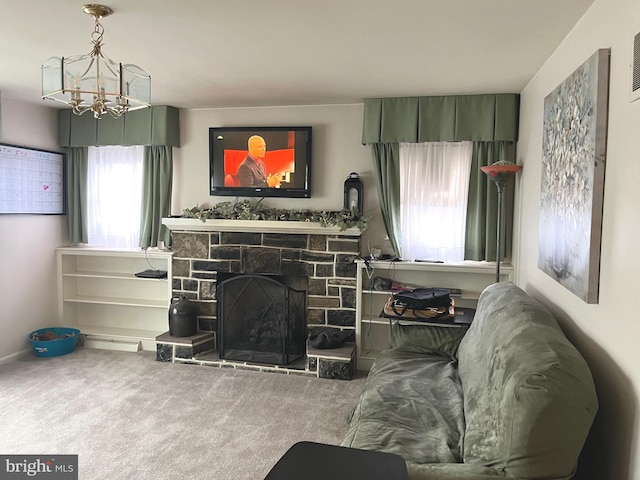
[157,219,362,380]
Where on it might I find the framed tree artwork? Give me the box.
[538,49,610,304]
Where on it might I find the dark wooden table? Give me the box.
[264,441,409,480]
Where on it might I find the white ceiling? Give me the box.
[0,0,595,110]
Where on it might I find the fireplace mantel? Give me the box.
[162,218,363,236]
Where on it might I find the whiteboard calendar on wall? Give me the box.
[0,143,65,215]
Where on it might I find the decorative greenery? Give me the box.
[183,199,369,232]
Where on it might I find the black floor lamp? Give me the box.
[480,161,523,283]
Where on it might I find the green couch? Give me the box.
[342,282,598,479]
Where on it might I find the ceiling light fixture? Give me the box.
[41,4,151,119]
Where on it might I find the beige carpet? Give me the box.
[0,347,366,480]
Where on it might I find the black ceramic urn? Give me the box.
[168,295,198,337]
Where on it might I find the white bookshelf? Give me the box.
[56,247,173,351]
[355,259,513,370]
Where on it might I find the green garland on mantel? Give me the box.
[183,199,369,232]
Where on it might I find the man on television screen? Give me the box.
[237,135,281,188]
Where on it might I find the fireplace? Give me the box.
[158,218,363,379]
[217,274,306,365]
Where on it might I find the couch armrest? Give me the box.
[407,461,576,480]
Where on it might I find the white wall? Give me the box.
[517,0,640,477]
[0,97,67,362]
[174,104,389,255]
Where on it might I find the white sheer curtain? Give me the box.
[399,141,473,262]
[87,146,144,248]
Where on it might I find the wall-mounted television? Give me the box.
[209,126,312,198]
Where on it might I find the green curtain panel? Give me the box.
[139,146,173,249]
[371,143,402,256]
[65,147,88,245]
[362,94,519,261]
[58,106,181,147]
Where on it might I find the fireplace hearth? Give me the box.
[218,274,306,365]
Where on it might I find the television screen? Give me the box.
[0,143,65,214]
[209,126,312,198]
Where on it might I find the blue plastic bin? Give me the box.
[29,327,81,357]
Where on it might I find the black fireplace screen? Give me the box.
[217,274,306,365]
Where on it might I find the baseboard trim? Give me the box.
[0,348,32,365]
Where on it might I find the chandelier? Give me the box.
[41,4,151,119]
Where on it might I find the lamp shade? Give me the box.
[480,161,523,187]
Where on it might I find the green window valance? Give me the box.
[58,105,181,147]
[362,94,519,144]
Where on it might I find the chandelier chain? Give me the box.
[90,19,105,48]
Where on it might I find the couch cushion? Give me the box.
[456,282,598,479]
[390,322,468,357]
[343,347,465,464]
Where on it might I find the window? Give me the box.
[399,142,473,262]
[87,146,144,248]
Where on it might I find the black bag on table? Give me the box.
[391,287,451,317]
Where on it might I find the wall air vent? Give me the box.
[632,26,640,102]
